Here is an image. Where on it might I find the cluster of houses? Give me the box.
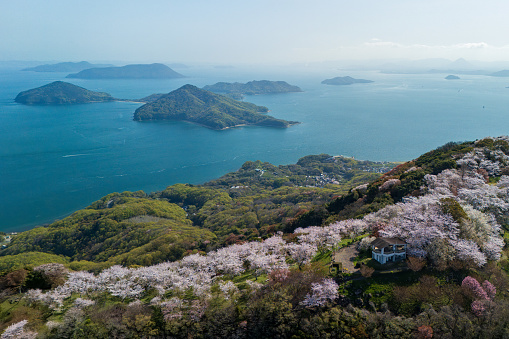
[1,233,15,249]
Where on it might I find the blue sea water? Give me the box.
[1,65,509,232]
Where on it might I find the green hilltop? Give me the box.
[133,84,299,129]
[1,193,215,272]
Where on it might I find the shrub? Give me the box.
[417,325,433,339]
[360,264,375,278]
[440,198,468,223]
[379,179,401,192]
[406,256,426,272]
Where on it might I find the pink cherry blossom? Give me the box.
[301,278,339,307]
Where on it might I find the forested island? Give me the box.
[66,63,184,79]
[445,75,460,80]
[21,61,112,73]
[1,136,509,338]
[203,80,302,98]
[133,84,298,129]
[321,76,374,85]
[14,81,115,105]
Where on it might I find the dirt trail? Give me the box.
[335,244,360,273]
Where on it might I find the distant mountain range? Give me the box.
[21,61,113,72]
[133,84,298,129]
[14,81,115,105]
[426,69,489,75]
[377,58,509,75]
[66,63,184,79]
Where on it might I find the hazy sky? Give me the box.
[2,0,509,64]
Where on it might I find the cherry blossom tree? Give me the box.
[357,236,376,251]
[300,278,339,307]
[160,297,184,321]
[451,239,487,267]
[462,276,488,300]
[482,280,496,300]
[219,281,239,299]
[285,242,317,269]
[0,320,37,339]
[73,298,95,308]
[461,276,497,316]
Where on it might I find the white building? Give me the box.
[371,238,407,264]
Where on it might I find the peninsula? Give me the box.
[133,84,298,129]
[488,70,509,77]
[137,93,166,103]
[15,81,115,105]
[21,61,112,73]
[203,80,302,97]
[321,76,374,85]
[66,63,184,79]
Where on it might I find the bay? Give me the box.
[1,65,508,232]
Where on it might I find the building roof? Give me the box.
[371,237,406,248]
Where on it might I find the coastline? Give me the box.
[135,118,299,130]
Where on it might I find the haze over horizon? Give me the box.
[2,0,509,66]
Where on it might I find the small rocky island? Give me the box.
[445,75,460,80]
[66,63,184,79]
[133,84,298,130]
[21,61,112,73]
[321,76,374,86]
[15,81,115,105]
[203,80,302,98]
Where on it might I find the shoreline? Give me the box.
[134,119,300,130]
